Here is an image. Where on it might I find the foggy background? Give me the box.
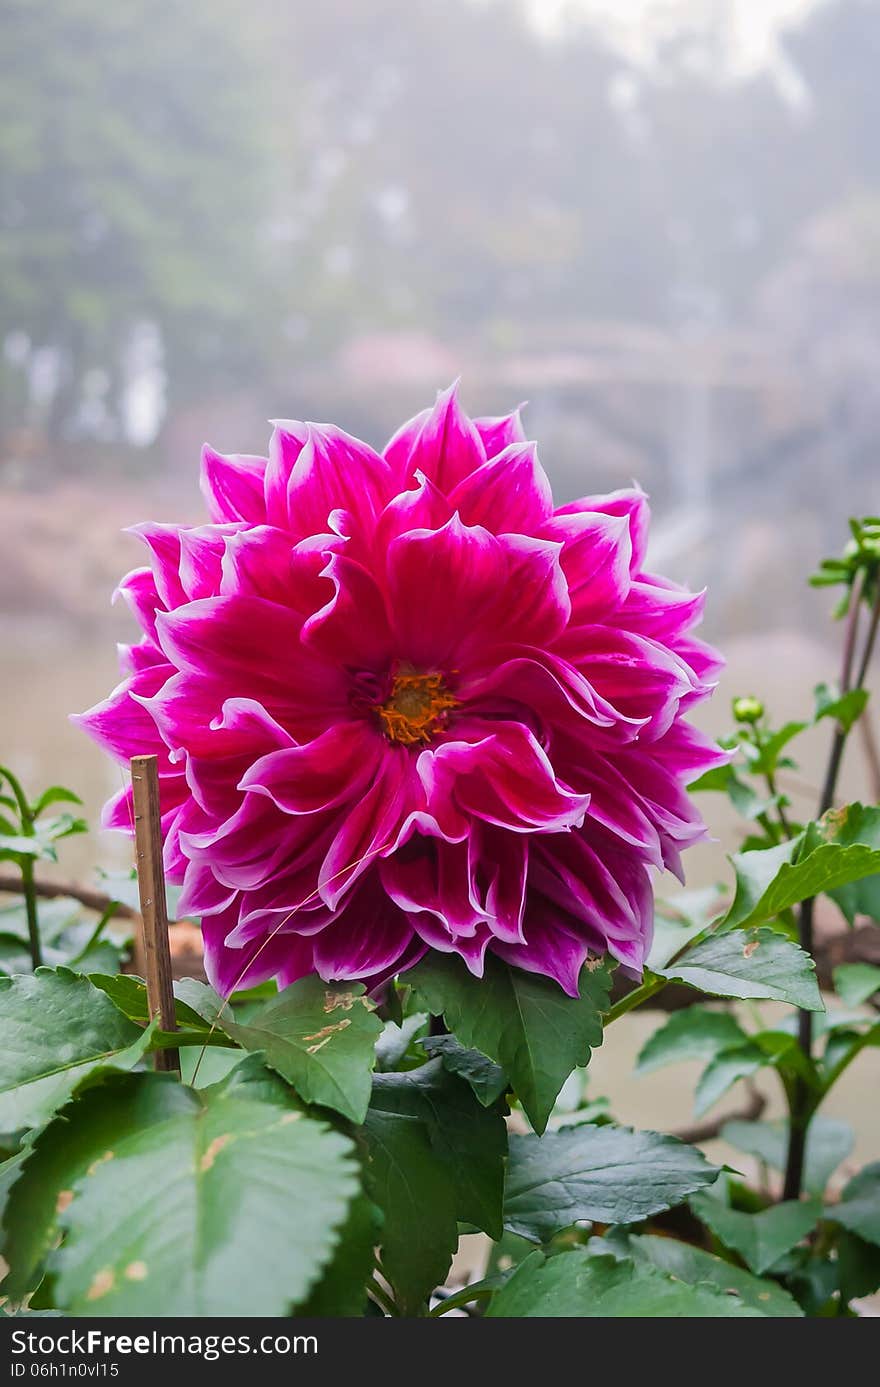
[2,0,879,864]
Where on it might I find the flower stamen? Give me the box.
[376,663,457,745]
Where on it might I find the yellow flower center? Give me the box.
[376,664,457,746]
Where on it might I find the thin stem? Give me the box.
[20,859,42,971]
[605,973,665,1024]
[819,1021,880,1100]
[783,572,867,1202]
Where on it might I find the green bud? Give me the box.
[733,696,764,724]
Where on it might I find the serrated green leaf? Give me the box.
[832,963,880,1007]
[825,1162,880,1248]
[503,1125,718,1242]
[420,1034,508,1106]
[2,1071,192,1300]
[51,1075,358,1315]
[636,1006,748,1074]
[295,1195,382,1317]
[404,954,612,1133]
[219,976,383,1124]
[819,805,880,924]
[658,928,823,1010]
[721,1116,854,1196]
[836,1230,880,1300]
[364,1060,506,1313]
[89,973,214,1031]
[725,815,880,931]
[690,1190,821,1274]
[0,969,149,1132]
[648,887,727,970]
[486,1249,763,1317]
[626,1234,803,1315]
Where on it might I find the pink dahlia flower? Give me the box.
[76,385,724,997]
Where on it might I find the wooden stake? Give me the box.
[131,755,180,1073]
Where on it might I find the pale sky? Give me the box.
[526,0,825,72]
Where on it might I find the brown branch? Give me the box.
[859,708,880,805]
[0,871,139,920]
[672,1084,766,1145]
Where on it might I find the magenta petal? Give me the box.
[383,382,486,494]
[472,407,527,458]
[267,421,393,539]
[113,567,164,643]
[319,752,420,908]
[239,723,381,815]
[420,721,590,836]
[540,510,631,619]
[302,553,393,668]
[556,486,649,572]
[448,441,552,533]
[201,446,268,524]
[312,877,417,981]
[127,523,186,609]
[380,838,486,937]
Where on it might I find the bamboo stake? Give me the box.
[131,755,180,1073]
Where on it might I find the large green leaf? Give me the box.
[2,1072,192,1301]
[626,1234,803,1316]
[404,954,612,1133]
[503,1125,718,1242]
[218,976,382,1124]
[658,928,823,1010]
[724,812,880,931]
[486,1249,763,1317]
[721,1116,854,1196]
[0,968,149,1132]
[825,1162,880,1248]
[51,1072,359,1315]
[690,1190,821,1274]
[636,1005,748,1074]
[363,1060,506,1314]
[90,973,215,1031]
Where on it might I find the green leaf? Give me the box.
[648,887,727,970]
[694,1045,766,1118]
[690,1190,822,1274]
[820,804,880,924]
[31,786,84,817]
[374,1013,429,1072]
[722,1116,854,1196]
[295,1195,382,1317]
[836,1231,880,1300]
[750,721,808,778]
[51,1073,358,1315]
[89,974,215,1031]
[658,927,823,1010]
[833,963,880,1007]
[404,954,612,1133]
[626,1234,803,1316]
[503,1125,718,1242]
[2,1071,192,1301]
[364,1060,506,1314]
[219,976,383,1124]
[724,815,880,931]
[0,969,149,1132]
[825,1162,880,1248]
[813,683,869,734]
[636,1006,748,1074]
[420,1034,508,1106]
[486,1249,763,1317]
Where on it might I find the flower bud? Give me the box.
[733,696,764,724]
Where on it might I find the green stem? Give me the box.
[605,973,665,1024]
[783,571,868,1202]
[20,858,42,971]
